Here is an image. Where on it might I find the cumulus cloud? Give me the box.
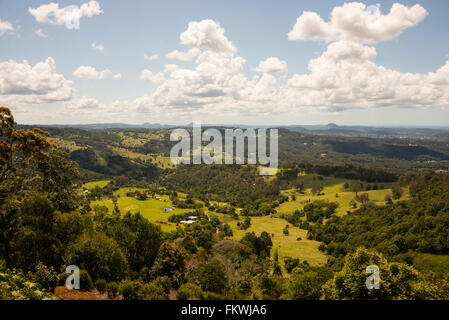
[0,57,72,105]
[15,12,449,123]
[35,29,48,38]
[66,97,102,110]
[91,42,104,51]
[165,48,200,61]
[180,19,237,53]
[112,15,449,119]
[144,53,159,61]
[287,3,428,43]
[253,57,288,73]
[286,40,449,109]
[140,70,165,83]
[0,18,14,36]
[29,1,103,25]
[73,66,114,79]
[164,64,179,73]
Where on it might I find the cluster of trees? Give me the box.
[282,200,339,226]
[159,165,281,207]
[308,171,449,260]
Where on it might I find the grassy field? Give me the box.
[276,174,405,217]
[215,213,327,266]
[83,180,111,189]
[109,146,175,169]
[91,188,191,232]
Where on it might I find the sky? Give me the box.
[1,0,449,126]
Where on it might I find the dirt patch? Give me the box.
[54,286,112,300]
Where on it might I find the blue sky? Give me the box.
[1,0,449,126]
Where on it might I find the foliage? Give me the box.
[64,232,129,282]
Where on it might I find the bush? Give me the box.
[58,273,69,286]
[119,280,143,300]
[56,269,93,291]
[33,262,58,291]
[176,283,205,300]
[63,232,129,282]
[189,260,228,294]
[106,282,120,299]
[95,279,107,294]
[80,270,94,291]
[137,281,169,300]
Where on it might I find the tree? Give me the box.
[351,183,362,196]
[240,232,272,258]
[106,212,163,273]
[0,107,78,206]
[4,193,60,271]
[322,248,422,300]
[150,241,186,288]
[284,270,331,300]
[64,232,129,282]
[190,259,228,294]
[391,184,403,200]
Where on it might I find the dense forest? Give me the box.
[2,107,449,300]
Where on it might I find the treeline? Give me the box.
[159,165,281,207]
[70,148,161,180]
[279,162,398,183]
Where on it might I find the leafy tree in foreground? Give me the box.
[150,241,186,288]
[322,248,429,300]
[64,232,129,282]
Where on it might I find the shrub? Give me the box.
[58,273,69,286]
[80,270,94,291]
[189,260,228,294]
[176,283,205,300]
[95,279,107,294]
[137,281,169,300]
[63,232,129,282]
[119,280,143,300]
[57,269,93,291]
[106,282,120,299]
[33,262,58,291]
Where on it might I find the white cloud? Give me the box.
[91,42,104,51]
[66,97,101,110]
[166,48,200,61]
[0,18,14,36]
[123,16,449,118]
[285,40,449,109]
[29,1,103,25]
[0,57,73,105]
[164,64,179,73]
[73,66,112,79]
[180,19,237,53]
[13,12,449,123]
[253,57,288,73]
[35,29,48,38]
[144,53,159,61]
[288,3,428,43]
[140,70,165,83]
[113,73,122,79]
[321,40,377,63]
